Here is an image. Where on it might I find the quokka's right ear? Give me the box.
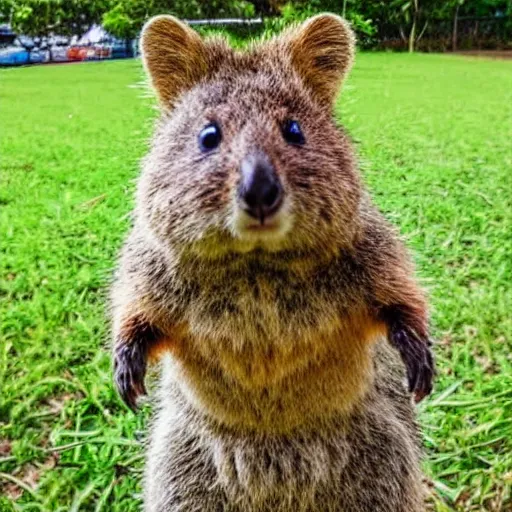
[140,16,208,110]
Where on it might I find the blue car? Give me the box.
[0,29,45,66]
[0,45,44,66]
[0,46,30,65]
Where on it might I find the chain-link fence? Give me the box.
[372,16,511,52]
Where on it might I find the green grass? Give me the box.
[1,54,511,511]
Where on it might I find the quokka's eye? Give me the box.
[282,120,305,146]
[198,123,222,152]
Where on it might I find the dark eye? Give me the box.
[282,120,305,146]
[199,123,222,152]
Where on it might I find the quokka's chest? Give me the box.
[171,256,368,345]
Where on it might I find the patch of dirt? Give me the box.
[0,439,12,457]
[43,392,78,415]
[1,453,60,501]
[3,482,23,500]
[18,465,41,490]
[455,50,512,60]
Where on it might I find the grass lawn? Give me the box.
[1,54,511,511]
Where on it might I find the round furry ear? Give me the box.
[286,14,355,104]
[140,15,208,110]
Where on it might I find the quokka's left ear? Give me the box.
[283,14,355,105]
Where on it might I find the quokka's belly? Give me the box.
[144,369,424,512]
[160,317,383,433]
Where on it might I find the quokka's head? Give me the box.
[137,14,361,258]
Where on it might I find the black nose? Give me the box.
[239,154,283,223]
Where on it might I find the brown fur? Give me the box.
[111,14,434,511]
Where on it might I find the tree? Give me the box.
[3,0,511,52]
[0,0,13,22]
[9,0,107,39]
[10,0,59,38]
[102,0,260,40]
[102,0,146,40]
[58,0,109,37]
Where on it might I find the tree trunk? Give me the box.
[452,3,460,51]
[399,25,407,43]
[408,15,417,52]
[408,0,419,53]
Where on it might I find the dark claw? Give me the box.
[112,318,162,411]
[114,341,148,411]
[389,327,435,403]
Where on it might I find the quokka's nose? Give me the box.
[239,153,283,223]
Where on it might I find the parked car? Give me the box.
[0,26,135,65]
[68,43,116,61]
[49,44,70,62]
[110,41,131,59]
[29,48,44,63]
[41,36,70,62]
[66,45,84,61]
[0,46,30,65]
[67,45,97,61]
[94,44,111,59]
[0,39,44,66]
[0,24,16,45]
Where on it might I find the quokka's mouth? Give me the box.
[234,207,290,239]
[244,216,282,232]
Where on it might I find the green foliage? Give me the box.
[102,1,141,40]
[10,0,58,37]
[1,53,511,510]
[1,0,510,49]
[6,0,109,38]
[101,0,258,39]
[261,1,375,45]
[0,0,11,22]
[59,0,108,37]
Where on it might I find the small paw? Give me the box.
[391,328,435,403]
[114,342,148,411]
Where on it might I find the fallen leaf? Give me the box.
[19,464,40,490]
[455,490,471,507]
[3,482,22,500]
[474,355,500,375]
[439,334,453,347]
[0,438,12,456]
[39,453,59,471]
[464,325,478,338]
[45,392,75,414]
